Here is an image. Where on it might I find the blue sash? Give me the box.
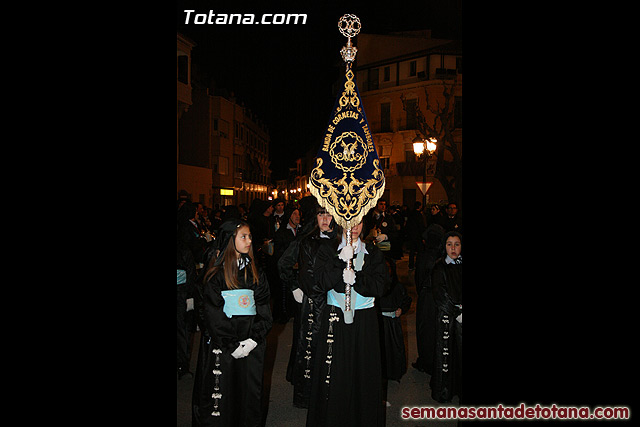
[381,311,397,318]
[327,288,375,311]
[221,289,256,318]
[177,269,186,285]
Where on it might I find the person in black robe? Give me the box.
[192,218,273,427]
[412,223,445,374]
[425,203,444,228]
[177,237,197,379]
[378,257,412,386]
[269,198,286,233]
[363,199,397,260]
[430,230,462,403]
[404,201,426,270]
[248,199,281,322]
[306,221,390,427]
[442,202,463,234]
[247,199,274,267]
[178,201,207,265]
[273,206,300,323]
[278,203,340,408]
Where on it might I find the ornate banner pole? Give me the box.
[338,14,360,323]
[309,14,385,324]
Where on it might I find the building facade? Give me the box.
[355,30,462,207]
[177,33,272,208]
[177,33,195,190]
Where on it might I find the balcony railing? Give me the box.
[395,160,427,177]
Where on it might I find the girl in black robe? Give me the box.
[430,230,462,403]
[277,204,341,408]
[306,221,390,427]
[192,219,273,427]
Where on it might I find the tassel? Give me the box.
[211,349,223,414]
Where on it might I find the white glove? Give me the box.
[292,288,304,303]
[343,268,356,285]
[186,298,194,311]
[456,313,462,323]
[375,233,388,242]
[239,338,258,357]
[231,344,245,359]
[338,244,354,262]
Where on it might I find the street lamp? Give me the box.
[412,133,437,206]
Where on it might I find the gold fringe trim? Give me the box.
[309,173,385,230]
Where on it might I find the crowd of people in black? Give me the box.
[177,194,462,426]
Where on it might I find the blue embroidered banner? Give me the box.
[309,64,385,229]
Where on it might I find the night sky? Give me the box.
[176,1,461,180]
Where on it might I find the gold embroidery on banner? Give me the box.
[337,68,359,111]
[309,157,385,227]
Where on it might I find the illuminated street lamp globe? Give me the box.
[413,135,437,157]
[426,137,437,154]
